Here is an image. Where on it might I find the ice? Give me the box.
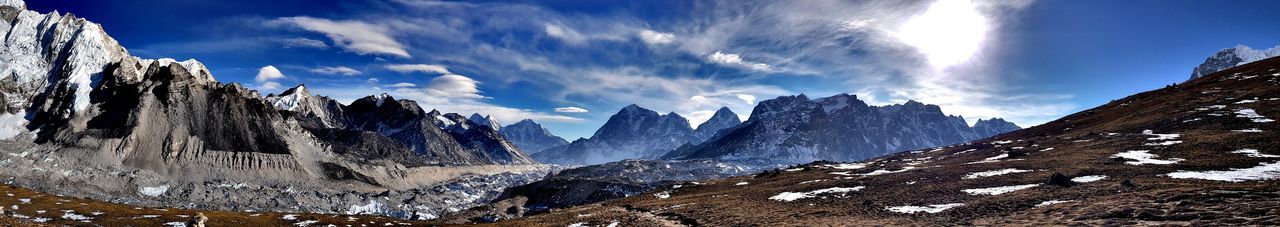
[1235,109,1275,123]
[1070,175,1107,183]
[885,203,964,214]
[769,186,865,202]
[346,200,384,215]
[1167,161,1280,182]
[1112,150,1182,165]
[0,112,29,140]
[963,168,1032,179]
[1231,149,1280,158]
[962,184,1039,195]
[139,185,169,197]
[18,198,29,204]
[1035,200,1071,207]
[799,179,827,184]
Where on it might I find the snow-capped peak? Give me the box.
[468,113,501,131]
[266,85,310,111]
[1190,44,1280,79]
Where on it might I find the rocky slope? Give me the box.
[500,119,569,155]
[661,93,1019,165]
[0,1,543,221]
[1190,44,1280,79]
[532,104,700,165]
[494,56,1280,226]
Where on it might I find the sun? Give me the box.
[896,0,991,69]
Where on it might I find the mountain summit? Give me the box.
[500,119,569,155]
[692,107,742,143]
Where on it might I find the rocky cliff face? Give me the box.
[532,104,699,165]
[1189,44,1280,79]
[661,93,1019,164]
[500,119,568,155]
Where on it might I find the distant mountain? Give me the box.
[532,104,698,165]
[691,107,742,143]
[468,113,502,131]
[661,93,1019,164]
[1190,44,1280,79]
[501,119,569,155]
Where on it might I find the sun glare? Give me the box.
[896,0,990,69]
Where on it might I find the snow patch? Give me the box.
[1112,150,1182,165]
[735,182,749,186]
[860,166,916,176]
[963,168,1032,179]
[1235,109,1275,123]
[654,191,671,199]
[1036,200,1071,207]
[885,203,964,214]
[961,184,1039,195]
[1144,141,1183,146]
[163,222,188,227]
[1231,149,1280,158]
[825,163,867,170]
[769,186,865,202]
[1167,161,1280,182]
[1070,175,1107,183]
[1141,130,1180,140]
[1234,128,1263,133]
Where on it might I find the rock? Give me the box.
[188,213,208,227]
[1046,173,1076,188]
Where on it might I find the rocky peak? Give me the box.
[692,107,742,143]
[1190,44,1280,79]
[973,117,1021,136]
[500,119,569,155]
[468,113,501,131]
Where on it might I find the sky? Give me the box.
[28,0,1280,140]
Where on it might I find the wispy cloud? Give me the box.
[269,17,411,58]
[385,64,451,74]
[309,66,361,75]
[554,107,589,113]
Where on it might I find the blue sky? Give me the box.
[29,0,1280,139]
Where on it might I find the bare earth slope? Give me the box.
[494,57,1280,226]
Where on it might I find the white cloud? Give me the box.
[840,19,876,31]
[255,65,285,82]
[424,74,485,99]
[554,107,589,113]
[279,37,329,49]
[638,30,675,45]
[271,17,411,58]
[707,51,773,71]
[390,82,417,88]
[260,81,282,90]
[735,94,756,104]
[310,66,362,76]
[544,23,585,44]
[385,64,452,74]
